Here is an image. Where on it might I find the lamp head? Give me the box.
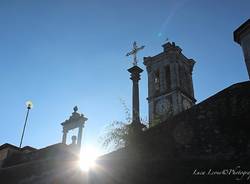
[26,101,33,109]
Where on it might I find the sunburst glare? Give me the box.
[79,146,101,171]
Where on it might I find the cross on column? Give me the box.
[126,41,146,140]
[126,41,145,66]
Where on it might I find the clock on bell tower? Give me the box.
[143,42,196,127]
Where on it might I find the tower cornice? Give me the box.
[234,19,250,44]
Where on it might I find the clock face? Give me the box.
[183,99,191,110]
[155,98,170,115]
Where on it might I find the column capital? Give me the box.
[128,66,143,81]
[128,65,143,74]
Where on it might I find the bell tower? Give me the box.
[143,42,196,127]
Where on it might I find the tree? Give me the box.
[101,120,129,150]
[100,99,148,151]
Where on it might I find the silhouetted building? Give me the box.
[0,144,36,168]
[234,19,250,79]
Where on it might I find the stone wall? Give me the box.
[138,81,250,160]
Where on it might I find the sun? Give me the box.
[79,146,100,171]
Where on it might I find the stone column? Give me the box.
[128,66,145,132]
[77,124,83,149]
[234,19,250,79]
[62,129,67,144]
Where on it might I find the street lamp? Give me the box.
[19,100,33,148]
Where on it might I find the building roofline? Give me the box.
[22,146,37,151]
[234,19,250,44]
[0,143,19,151]
[0,143,36,151]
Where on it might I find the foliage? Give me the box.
[100,98,148,151]
[101,121,129,150]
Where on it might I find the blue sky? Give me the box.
[0,0,249,154]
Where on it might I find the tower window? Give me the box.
[154,70,160,91]
[165,65,171,91]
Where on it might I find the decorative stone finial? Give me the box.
[73,106,78,112]
[162,41,182,53]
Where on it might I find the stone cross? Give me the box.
[126,41,145,66]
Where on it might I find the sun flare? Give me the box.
[79,147,100,171]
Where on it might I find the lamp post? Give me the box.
[19,101,33,148]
